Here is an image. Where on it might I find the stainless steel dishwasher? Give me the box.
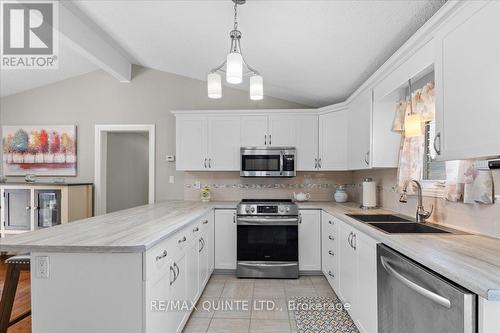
[377,244,477,333]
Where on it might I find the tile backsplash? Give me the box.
[184,168,500,239]
[184,171,355,202]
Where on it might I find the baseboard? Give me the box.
[299,270,323,276]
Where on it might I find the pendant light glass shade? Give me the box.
[404,113,424,138]
[226,52,243,84]
[207,73,222,99]
[250,75,263,100]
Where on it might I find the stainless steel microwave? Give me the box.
[240,147,296,177]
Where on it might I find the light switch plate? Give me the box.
[36,256,49,279]
[169,176,175,184]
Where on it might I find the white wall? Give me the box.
[0,65,307,200]
[106,132,149,213]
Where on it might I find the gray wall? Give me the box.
[0,66,307,200]
[106,132,149,213]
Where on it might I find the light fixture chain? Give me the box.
[233,1,238,30]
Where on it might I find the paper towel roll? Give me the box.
[362,178,377,208]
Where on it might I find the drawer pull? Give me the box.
[193,227,199,232]
[328,271,335,278]
[203,220,209,224]
[328,235,335,241]
[328,220,334,225]
[328,250,335,256]
[155,250,168,261]
[169,266,176,285]
[178,236,187,244]
[174,262,180,280]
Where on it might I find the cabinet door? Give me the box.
[4,189,31,230]
[348,90,372,170]
[337,222,357,311]
[241,116,268,146]
[186,240,199,303]
[355,232,378,333]
[214,209,237,270]
[435,0,500,160]
[207,117,241,170]
[198,233,210,289]
[172,253,188,332]
[296,115,319,171]
[268,115,296,146]
[298,210,321,271]
[145,259,177,333]
[176,117,207,170]
[319,111,347,170]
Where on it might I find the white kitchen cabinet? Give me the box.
[176,116,207,171]
[434,0,500,160]
[214,209,237,270]
[321,212,338,290]
[319,110,348,170]
[336,219,378,333]
[268,115,296,146]
[186,238,199,302]
[337,221,357,307]
[241,115,268,146]
[170,252,189,332]
[347,89,372,170]
[198,231,210,289]
[207,116,241,170]
[298,210,321,271]
[295,115,319,171]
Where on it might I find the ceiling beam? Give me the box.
[58,1,131,82]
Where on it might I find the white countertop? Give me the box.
[1,200,500,301]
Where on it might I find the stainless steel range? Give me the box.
[236,199,299,279]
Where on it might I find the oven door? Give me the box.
[237,216,299,278]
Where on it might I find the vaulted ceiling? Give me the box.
[1,0,445,107]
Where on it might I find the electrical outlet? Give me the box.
[169,176,175,184]
[166,155,175,162]
[194,181,201,190]
[36,256,49,279]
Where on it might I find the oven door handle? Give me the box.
[236,217,299,226]
[380,256,451,309]
[238,262,298,267]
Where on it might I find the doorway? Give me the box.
[94,125,155,215]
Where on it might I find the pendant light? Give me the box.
[404,79,424,138]
[207,0,263,99]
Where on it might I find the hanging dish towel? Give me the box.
[464,169,494,204]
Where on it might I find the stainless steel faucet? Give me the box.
[399,179,433,223]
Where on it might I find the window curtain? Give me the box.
[393,83,435,192]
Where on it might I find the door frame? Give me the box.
[94,124,155,215]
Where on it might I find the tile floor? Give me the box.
[183,274,337,333]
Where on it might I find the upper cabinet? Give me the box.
[208,117,241,170]
[319,109,347,170]
[434,0,500,160]
[175,116,208,171]
[347,90,372,170]
[241,115,268,147]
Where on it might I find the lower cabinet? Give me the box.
[336,219,378,333]
[321,211,338,290]
[299,210,321,271]
[214,209,237,270]
[144,211,214,333]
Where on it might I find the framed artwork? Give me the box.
[2,125,77,176]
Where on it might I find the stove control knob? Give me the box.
[245,207,252,213]
[286,207,290,212]
[250,207,256,213]
[279,206,285,213]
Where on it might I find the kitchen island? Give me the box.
[1,200,500,332]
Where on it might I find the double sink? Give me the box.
[346,214,457,234]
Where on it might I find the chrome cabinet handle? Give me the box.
[199,238,203,253]
[169,266,176,285]
[348,232,353,247]
[203,220,209,224]
[233,213,236,223]
[328,271,335,278]
[380,256,451,308]
[269,134,272,145]
[328,220,334,225]
[364,151,370,166]
[314,158,318,169]
[264,134,267,145]
[174,262,180,280]
[193,227,199,232]
[318,158,322,169]
[433,132,441,155]
[178,236,187,244]
[298,214,302,224]
[155,250,168,261]
[328,250,335,256]
[204,158,207,168]
[352,233,357,250]
[25,206,31,210]
[208,158,212,168]
[328,235,335,241]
